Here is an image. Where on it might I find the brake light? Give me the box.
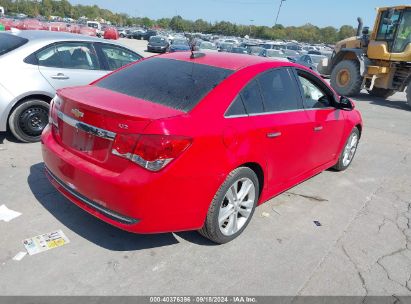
[112,134,192,172]
[49,95,61,128]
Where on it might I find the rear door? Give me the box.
[37,41,107,90]
[226,68,314,189]
[294,68,345,168]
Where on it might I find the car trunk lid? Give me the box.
[52,86,184,169]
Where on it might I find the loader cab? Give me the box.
[373,8,411,53]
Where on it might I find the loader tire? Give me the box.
[331,60,363,96]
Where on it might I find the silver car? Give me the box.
[0,30,143,142]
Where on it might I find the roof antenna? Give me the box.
[190,37,206,59]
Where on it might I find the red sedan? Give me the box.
[41,52,363,244]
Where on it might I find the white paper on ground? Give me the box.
[12,251,27,261]
[0,205,22,222]
[23,230,70,255]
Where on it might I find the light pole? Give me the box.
[249,19,254,37]
[275,0,286,26]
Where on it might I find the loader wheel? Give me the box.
[406,85,411,107]
[331,60,363,96]
[368,87,395,99]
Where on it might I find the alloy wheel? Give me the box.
[218,178,256,236]
[342,133,359,167]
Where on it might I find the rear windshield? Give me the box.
[0,34,28,56]
[96,57,233,112]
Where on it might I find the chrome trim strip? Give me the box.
[224,107,336,119]
[45,166,138,225]
[57,111,116,141]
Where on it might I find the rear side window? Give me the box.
[0,34,28,56]
[226,96,247,116]
[96,57,233,112]
[258,69,302,112]
[240,80,264,114]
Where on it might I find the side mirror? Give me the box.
[339,96,354,110]
[362,27,370,35]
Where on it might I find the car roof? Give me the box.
[7,30,103,43]
[160,51,287,71]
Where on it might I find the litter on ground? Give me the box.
[23,230,70,255]
[0,204,22,222]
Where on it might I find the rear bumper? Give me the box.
[45,166,139,225]
[41,125,218,233]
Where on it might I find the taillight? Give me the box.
[112,134,192,172]
[49,95,61,128]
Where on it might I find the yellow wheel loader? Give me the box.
[319,6,411,105]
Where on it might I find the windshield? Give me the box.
[96,58,233,112]
[0,33,28,56]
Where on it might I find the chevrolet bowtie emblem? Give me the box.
[71,108,84,119]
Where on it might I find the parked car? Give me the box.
[307,50,322,55]
[147,36,169,53]
[261,42,285,50]
[218,42,234,52]
[295,54,327,73]
[0,30,143,142]
[86,21,103,37]
[169,38,190,52]
[103,27,119,40]
[248,46,265,56]
[259,49,289,61]
[131,29,157,40]
[129,29,144,39]
[195,41,218,52]
[229,47,248,54]
[42,52,363,244]
[118,28,132,38]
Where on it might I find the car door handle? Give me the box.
[313,126,323,132]
[266,132,282,138]
[51,73,69,80]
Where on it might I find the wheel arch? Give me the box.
[355,124,363,138]
[238,162,265,199]
[331,49,369,76]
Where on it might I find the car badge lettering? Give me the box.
[71,109,84,119]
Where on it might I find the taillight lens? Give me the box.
[49,95,61,128]
[112,134,192,172]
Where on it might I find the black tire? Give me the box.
[330,60,363,96]
[406,84,411,107]
[8,99,50,143]
[198,167,259,244]
[368,87,395,99]
[333,128,360,171]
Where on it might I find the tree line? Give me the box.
[0,0,357,43]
